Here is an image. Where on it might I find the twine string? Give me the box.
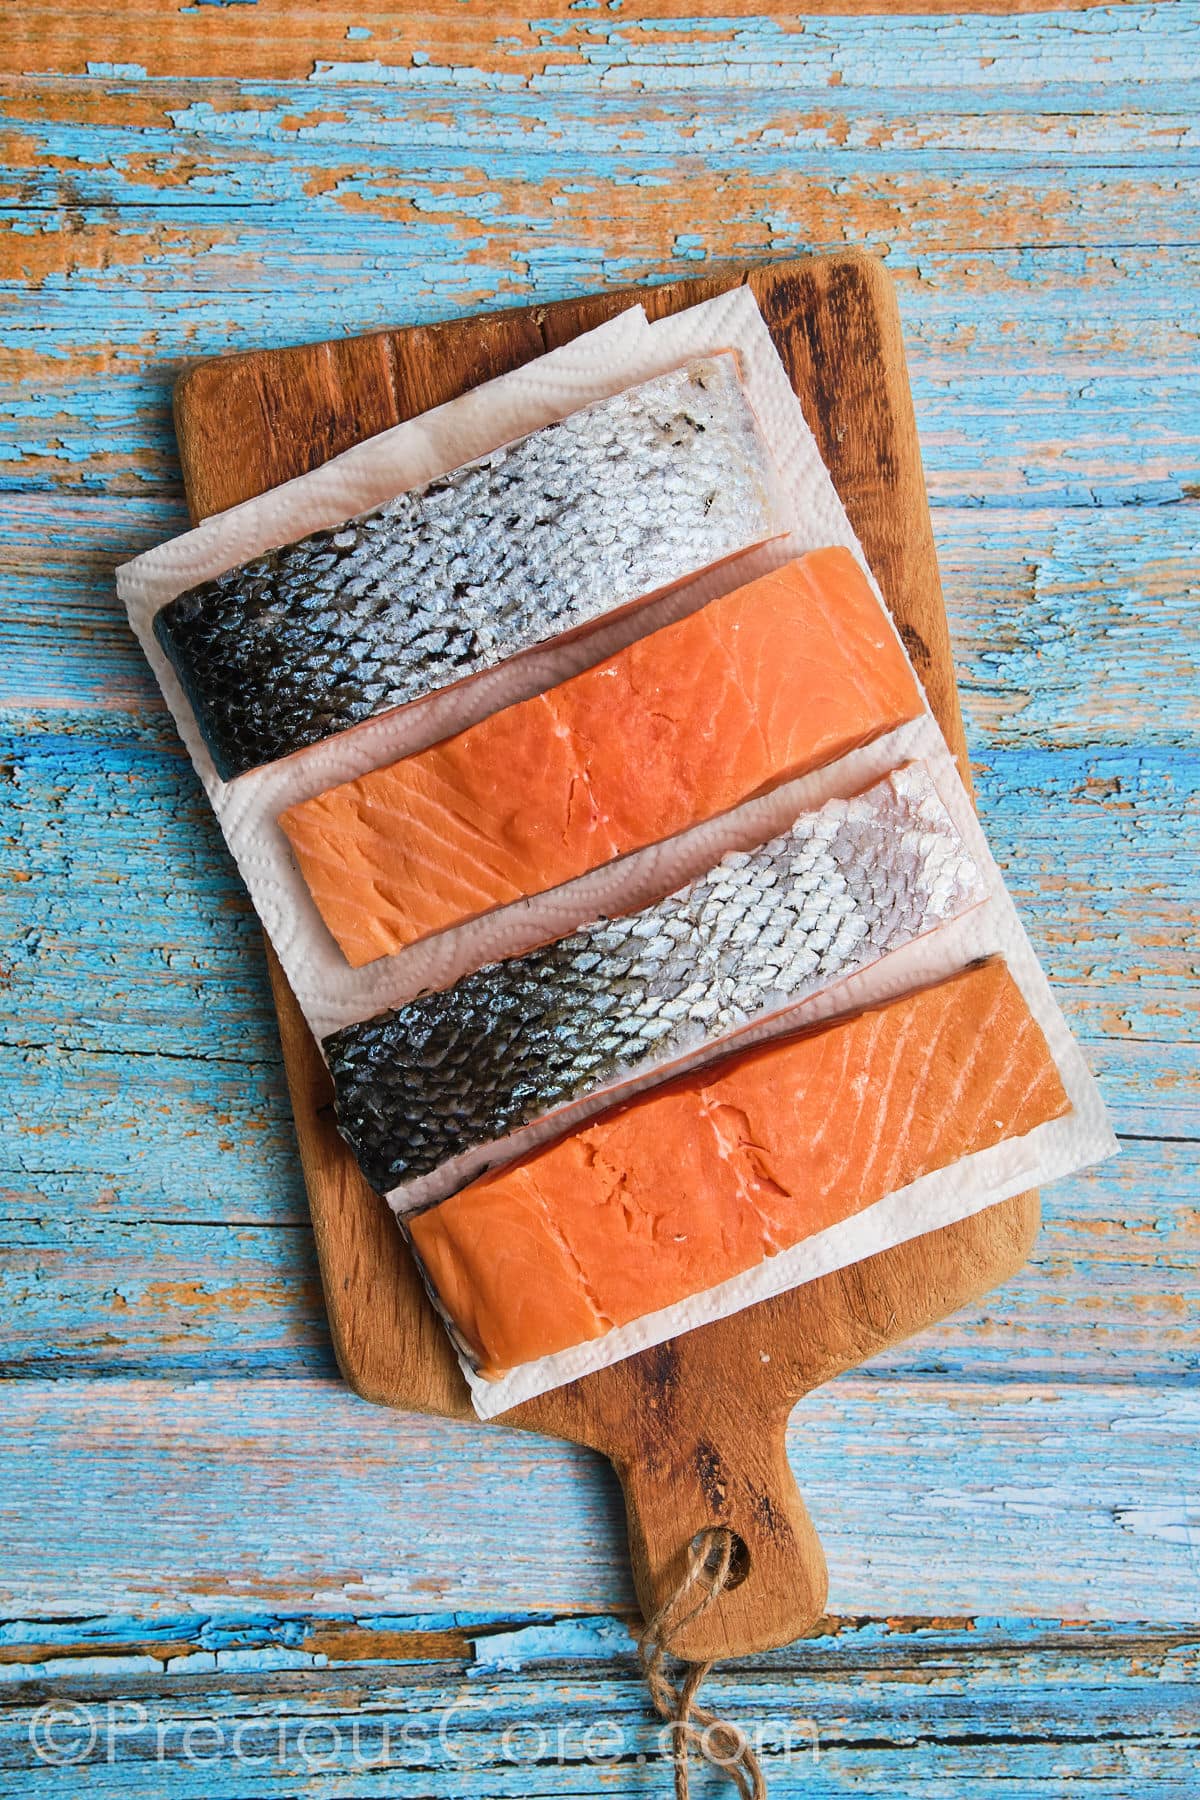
[636,1527,767,1800]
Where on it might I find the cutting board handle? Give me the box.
[613,1398,827,1660]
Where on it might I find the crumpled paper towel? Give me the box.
[118,288,1117,1420]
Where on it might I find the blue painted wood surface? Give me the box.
[1,3,1197,1792]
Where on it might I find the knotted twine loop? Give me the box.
[636,1526,767,1800]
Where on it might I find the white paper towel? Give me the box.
[117,287,1117,1420]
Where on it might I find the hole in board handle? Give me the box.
[690,1530,750,1590]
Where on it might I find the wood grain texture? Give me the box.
[3,1607,1196,1796]
[2,0,1172,85]
[2,1378,1196,1621]
[2,1,1197,1788]
[172,252,1044,1661]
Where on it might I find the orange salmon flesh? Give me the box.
[408,958,1071,1377]
[279,548,924,967]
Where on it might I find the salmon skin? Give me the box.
[323,764,986,1197]
[280,549,924,967]
[409,957,1071,1376]
[153,357,785,781]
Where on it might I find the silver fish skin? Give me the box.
[323,764,987,1197]
[153,356,784,780]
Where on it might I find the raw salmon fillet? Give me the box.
[408,958,1071,1376]
[279,548,923,967]
[155,355,785,779]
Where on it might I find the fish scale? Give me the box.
[153,357,784,781]
[324,765,988,1198]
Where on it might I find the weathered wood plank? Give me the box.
[5,90,1196,228]
[4,727,1192,1064]
[7,312,1198,511]
[3,3,1190,84]
[2,1139,1194,1385]
[2,1606,1193,1684]
[7,189,1198,311]
[6,84,1198,193]
[8,242,1196,351]
[1,1378,1196,1620]
[4,14,1198,510]
[8,14,1199,512]
[0,1615,1195,1797]
[3,497,1197,736]
[934,507,1200,746]
[0,1041,306,1225]
[6,354,1197,504]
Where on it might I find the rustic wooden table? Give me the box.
[2,3,1196,1793]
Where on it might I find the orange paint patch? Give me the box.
[318,161,1077,264]
[2,341,155,381]
[0,1638,197,1667]
[302,1625,469,1662]
[328,186,422,222]
[277,109,349,133]
[139,1280,299,1319]
[9,217,227,289]
[302,166,360,199]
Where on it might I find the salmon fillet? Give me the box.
[279,548,923,967]
[408,958,1071,1376]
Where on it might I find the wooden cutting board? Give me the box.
[174,253,1038,1661]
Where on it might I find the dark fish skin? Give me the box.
[323,768,984,1195]
[153,358,782,780]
